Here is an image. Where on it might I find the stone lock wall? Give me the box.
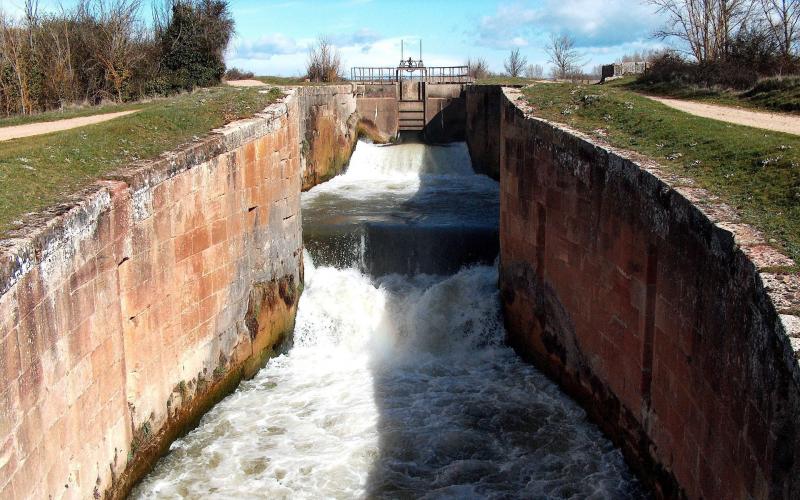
[422,83,466,144]
[0,86,356,499]
[464,86,503,180]
[466,86,800,498]
[354,85,398,142]
[297,85,359,190]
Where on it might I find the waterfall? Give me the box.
[302,141,500,276]
[132,141,644,499]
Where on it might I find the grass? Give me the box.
[622,75,800,114]
[523,82,800,269]
[0,85,283,235]
[255,75,309,85]
[477,76,550,86]
[256,75,352,86]
[742,77,800,113]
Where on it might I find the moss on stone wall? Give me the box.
[356,118,391,144]
[107,275,301,499]
[301,106,359,191]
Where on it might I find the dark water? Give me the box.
[301,141,499,276]
[131,140,646,499]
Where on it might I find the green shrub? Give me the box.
[158,0,234,92]
[224,67,255,80]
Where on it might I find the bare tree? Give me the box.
[545,33,585,79]
[465,56,489,79]
[524,63,543,78]
[617,48,667,63]
[0,11,33,113]
[306,36,343,82]
[503,48,527,77]
[648,0,757,62]
[761,0,800,66]
[79,0,145,102]
[0,0,233,116]
[718,0,759,55]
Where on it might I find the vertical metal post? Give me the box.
[401,40,404,62]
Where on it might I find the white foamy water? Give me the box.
[132,255,644,499]
[301,141,482,205]
[344,141,474,179]
[132,140,645,499]
[301,141,501,273]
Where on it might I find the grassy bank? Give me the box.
[523,82,800,268]
[477,76,544,86]
[623,75,800,114]
[0,86,282,235]
[256,76,310,85]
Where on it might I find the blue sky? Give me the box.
[1,0,668,76]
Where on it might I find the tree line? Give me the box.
[645,0,800,88]
[0,0,234,116]
[464,0,800,86]
[465,36,595,82]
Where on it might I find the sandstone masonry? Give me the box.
[0,86,357,499]
[466,85,800,499]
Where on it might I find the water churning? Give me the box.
[132,140,645,498]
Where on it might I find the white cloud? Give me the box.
[228,34,463,77]
[473,0,663,50]
[230,33,309,60]
[331,28,381,48]
[474,3,540,49]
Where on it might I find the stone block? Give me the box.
[482,85,800,499]
[190,226,211,256]
[0,86,339,500]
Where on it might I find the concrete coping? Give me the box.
[501,86,800,376]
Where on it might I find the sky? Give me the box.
[0,0,669,76]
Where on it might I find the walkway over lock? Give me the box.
[351,61,473,135]
[350,66,473,85]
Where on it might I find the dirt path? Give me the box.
[643,95,800,135]
[225,79,268,87]
[0,110,140,142]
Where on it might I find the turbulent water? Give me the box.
[132,140,645,499]
[301,141,500,275]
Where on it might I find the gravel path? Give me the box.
[0,110,140,142]
[644,95,800,136]
[225,79,268,87]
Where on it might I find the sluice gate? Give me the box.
[351,54,472,139]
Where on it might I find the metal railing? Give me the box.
[350,67,397,84]
[350,66,472,84]
[424,66,472,84]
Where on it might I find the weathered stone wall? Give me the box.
[355,96,398,141]
[0,86,352,499]
[466,85,800,498]
[465,86,503,179]
[297,85,359,190]
[423,84,466,144]
[601,61,649,81]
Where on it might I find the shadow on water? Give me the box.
[302,134,499,277]
[361,275,647,498]
[130,137,648,498]
[303,137,648,498]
